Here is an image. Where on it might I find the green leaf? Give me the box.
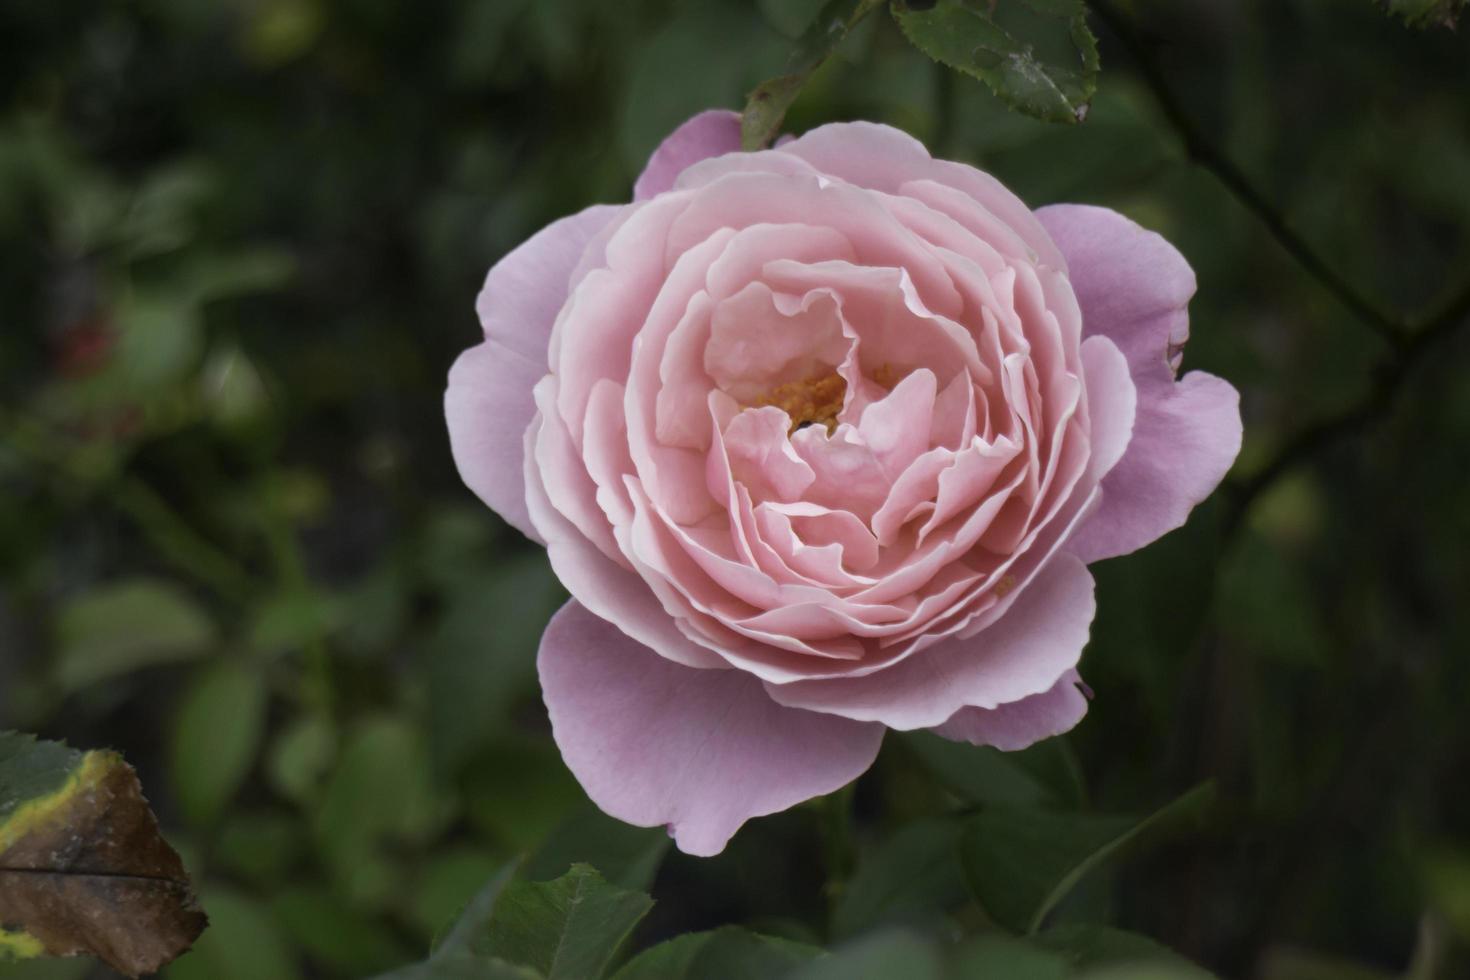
[1252,946,1392,980]
[112,292,205,390]
[525,805,671,894]
[1078,966,1217,980]
[432,862,519,959]
[266,712,336,805]
[314,717,447,906]
[0,732,207,977]
[0,956,91,979]
[200,345,271,430]
[410,849,514,942]
[376,863,539,980]
[179,247,296,305]
[960,783,1216,933]
[788,932,944,980]
[1419,842,1470,942]
[1036,925,1214,978]
[119,160,214,259]
[462,737,582,850]
[891,0,1099,124]
[171,659,269,826]
[741,0,887,150]
[376,957,540,980]
[426,552,564,776]
[55,578,216,692]
[900,731,1086,808]
[832,818,968,939]
[471,864,653,980]
[214,810,305,887]
[758,0,833,37]
[165,888,297,980]
[270,885,412,976]
[247,589,342,659]
[610,927,822,980]
[949,934,1071,980]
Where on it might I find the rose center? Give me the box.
[755,372,847,434]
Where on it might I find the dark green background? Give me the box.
[2,0,1469,977]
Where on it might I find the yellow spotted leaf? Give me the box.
[0,731,208,977]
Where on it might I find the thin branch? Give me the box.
[1224,281,1470,535]
[1084,0,1470,527]
[1085,0,1411,350]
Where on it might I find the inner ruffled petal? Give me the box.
[722,404,817,503]
[704,282,853,404]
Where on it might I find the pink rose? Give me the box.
[446,111,1242,856]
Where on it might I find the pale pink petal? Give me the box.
[445,340,543,542]
[475,204,621,362]
[1068,372,1241,563]
[532,376,625,562]
[776,121,1066,269]
[663,173,963,319]
[931,668,1090,751]
[917,434,1023,542]
[929,372,977,450]
[672,146,825,193]
[1079,334,1137,483]
[1036,204,1242,562]
[723,406,817,503]
[553,194,701,444]
[1034,205,1193,379]
[778,503,881,574]
[856,369,938,481]
[634,109,744,201]
[702,223,856,300]
[539,600,885,856]
[704,283,850,401]
[524,412,727,670]
[790,423,891,523]
[764,554,1096,729]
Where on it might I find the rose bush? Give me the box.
[446,110,1242,856]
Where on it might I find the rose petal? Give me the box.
[764,553,1095,729]
[539,599,884,856]
[634,109,744,201]
[475,204,621,363]
[1036,204,1242,562]
[445,340,543,542]
[525,410,727,670]
[777,121,1066,270]
[1079,334,1137,484]
[930,668,1089,751]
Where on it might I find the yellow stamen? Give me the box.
[756,372,847,434]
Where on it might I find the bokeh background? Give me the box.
[2,0,1469,977]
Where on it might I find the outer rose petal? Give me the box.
[1036,204,1243,562]
[475,204,622,362]
[930,668,1089,751]
[455,203,621,539]
[539,600,885,856]
[634,109,744,201]
[765,554,1096,729]
[445,340,544,542]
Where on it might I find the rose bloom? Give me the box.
[447,111,1241,856]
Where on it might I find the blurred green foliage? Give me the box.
[1,0,1469,977]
